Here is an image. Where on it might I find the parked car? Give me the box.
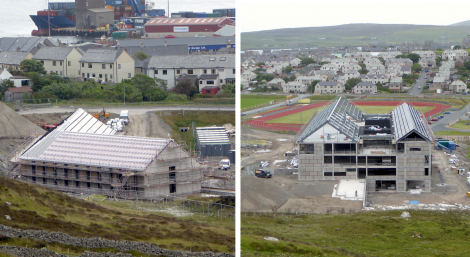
[164,35,177,38]
[428,121,432,124]
[444,111,451,114]
[270,92,277,95]
[255,169,272,178]
[431,118,438,121]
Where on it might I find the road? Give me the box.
[16,105,235,116]
[408,71,426,95]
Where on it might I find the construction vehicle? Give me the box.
[255,169,272,178]
[91,108,109,120]
[34,122,58,131]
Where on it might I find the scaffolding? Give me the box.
[16,138,204,200]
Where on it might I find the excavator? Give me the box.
[91,107,109,120]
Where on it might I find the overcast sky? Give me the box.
[240,0,470,32]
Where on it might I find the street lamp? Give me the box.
[124,85,126,106]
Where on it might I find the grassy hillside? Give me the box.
[0,176,234,255]
[242,23,470,50]
[242,211,470,256]
[449,20,470,26]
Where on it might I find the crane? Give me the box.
[130,0,143,16]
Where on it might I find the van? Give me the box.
[219,159,231,170]
[120,110,129,125]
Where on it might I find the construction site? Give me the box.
[0,103,235,201]
[241,97,470,214]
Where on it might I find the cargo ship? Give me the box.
[30,0,162,36]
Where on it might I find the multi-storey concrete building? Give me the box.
[296,97,433,192]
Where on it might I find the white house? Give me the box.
[79,48,135,83]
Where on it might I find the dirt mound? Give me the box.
[241,175,296,212]
[291,183,333,197]
[0,102,45,139]
[21,112,72,124]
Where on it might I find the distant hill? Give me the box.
[449,20,470,26]
[241,23,470,50]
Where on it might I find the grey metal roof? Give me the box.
[392,103,432,142]
[196,126,230,145]
[176,75,198,81]
[297,97,364,142]
[32,47,75,61]
[0,51,31,65]
[79,48,126,63]
[117,36,235,47]
[147,55,234,69]
[125,45,189,68]
[200,74,219,80]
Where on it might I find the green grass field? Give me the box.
[268,105,434,124]
[434,131,470,136]
[241,95,288,109]
[242,210,470,256]
[450,120,470,130]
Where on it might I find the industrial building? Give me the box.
[13,109,202,199]
[116,36,235,52]
[144,17,235,38]
[296,97,433,192]
[195,126,232,159]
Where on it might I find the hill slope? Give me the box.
[242,23,470,49]
[0,176,234,255]
[449,20,470,26]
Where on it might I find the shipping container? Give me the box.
[105,5,114,10]
[37,10,58,16]
[196,13,207,18]
[66,2,75,9]
[123,0,128,5]
[53,3,59,9]
[207,13,221,17]
[140,0,145,4]
[187,13,197,18]
[112,31,128,39]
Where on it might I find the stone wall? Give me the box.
[0,224,234,257]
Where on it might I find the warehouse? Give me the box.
[144,17,235,38]
[296,97,433,193]
[117,36,235,52]
[14,109,202,199]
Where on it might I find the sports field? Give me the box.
[269,105,435,124]
[245,101,451,132]
[241,95,287,109]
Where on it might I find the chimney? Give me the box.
[140,42,144,48]
[164,40,167,47]
[16,47,21,52]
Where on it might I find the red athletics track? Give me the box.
[245,101,451,132]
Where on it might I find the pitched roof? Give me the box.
[117,36,235,48]
[0,37,55,52]
[392,103,432,142]
[146,17,233,26]
[125,45,189,68]
[0,51,30,65]
[147,55,234,69]
[32,47,75,61]
[79,49,126,63]
[297,97,364,142]
[199,74,219,80]
[8,86,32,93]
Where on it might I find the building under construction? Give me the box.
[296,97,434,193]
[12,108,202,199]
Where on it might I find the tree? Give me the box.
[377,57,385,65]
[175,77,198,97]
[358,69,369,74]
[411,63,423,73]
[0,80,14,95]
[283,77,289,84]
[435,57,442,67]
[285,65,292,73]
[143,87,167,101]
[298,57,315,66]
[307,80,320,93]
[344,78,362,91]
[464,61,470,70]
[289,74,296,81]
[130,74,157,92]
[407,53,420,64]
[358,63,366,69]
[454,45,462,50]
[255,62,265,66]
[20,59,45,74]
[134,52,148,61]
[222,83,235,94]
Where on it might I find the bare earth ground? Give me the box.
[126,112,172,138]
[241,125,470,214]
